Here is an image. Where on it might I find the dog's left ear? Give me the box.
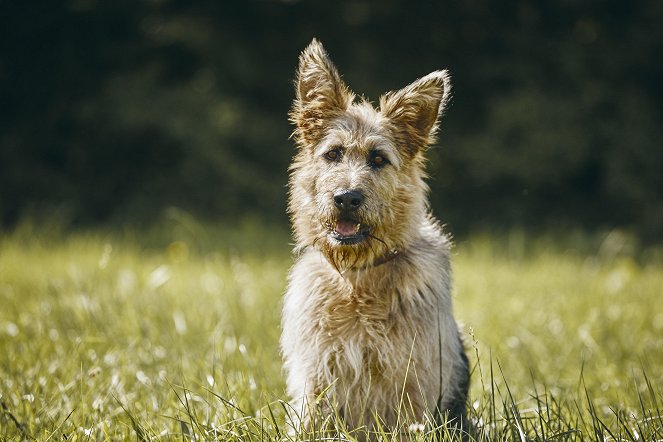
[380,70,451,155]
[290,39,355,148]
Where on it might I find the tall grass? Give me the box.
[0,221,661,440]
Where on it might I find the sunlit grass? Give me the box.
[1,221,661,440]
[454,231,663,441]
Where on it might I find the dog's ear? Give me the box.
[380,70,451,155]
[290,39,354,148]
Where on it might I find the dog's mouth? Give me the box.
[328,219,370,245]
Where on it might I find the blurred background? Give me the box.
[1,0,661,241]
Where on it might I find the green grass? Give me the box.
[1,222,662,441]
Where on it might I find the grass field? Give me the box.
[1,220,662,441]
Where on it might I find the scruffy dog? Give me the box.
[281,39,469,437]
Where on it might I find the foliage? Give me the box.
[1,1,662,239]
[1,225,662,440]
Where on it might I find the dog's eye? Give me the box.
[369,152,389,169]
[324,149,342,162]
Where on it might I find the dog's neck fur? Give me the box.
[337,247,401,274]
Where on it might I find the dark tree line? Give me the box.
[1,1,661,239]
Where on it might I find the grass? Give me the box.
[0,219,662,441]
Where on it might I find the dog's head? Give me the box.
[288,39,451,271]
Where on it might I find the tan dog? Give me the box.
[281,39,469,438]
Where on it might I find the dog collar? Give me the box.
[351,248,401,271]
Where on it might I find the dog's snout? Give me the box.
[334,190,364,211]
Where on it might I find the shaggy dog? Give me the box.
[281,39,469,438]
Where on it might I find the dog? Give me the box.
[281,39,469,438]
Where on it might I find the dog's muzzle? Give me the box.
[329,190,370,244]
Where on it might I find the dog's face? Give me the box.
[288,39,451,270]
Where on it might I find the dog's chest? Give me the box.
[316,285,415,378]
[325,286,392,324]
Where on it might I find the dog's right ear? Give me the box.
[290,39,354,148]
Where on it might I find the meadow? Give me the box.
[1,219,662,441]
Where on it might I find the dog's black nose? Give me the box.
[334,190,364,211]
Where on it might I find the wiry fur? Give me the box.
[282,39,469,437]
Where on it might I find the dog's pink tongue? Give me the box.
[335,220,359,236]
